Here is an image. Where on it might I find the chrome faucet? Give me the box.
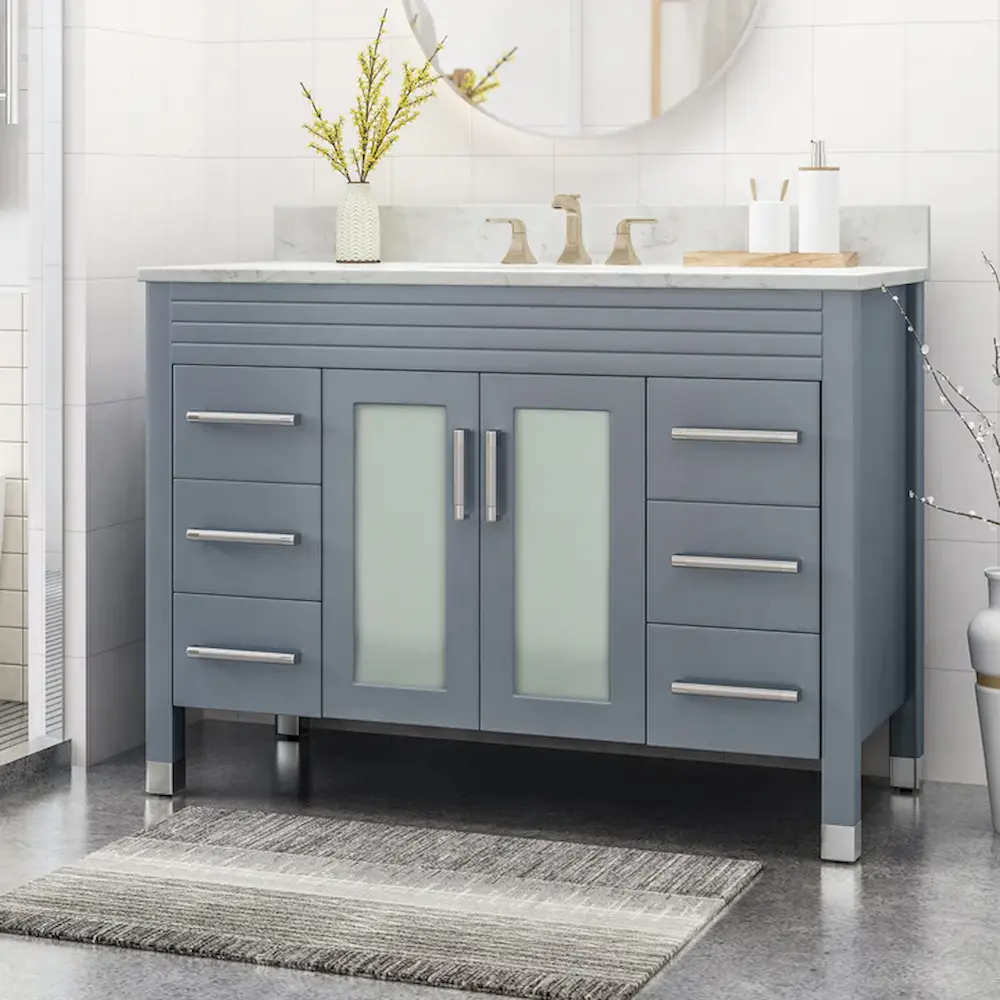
[552,194,591,264]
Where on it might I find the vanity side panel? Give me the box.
[146,283,184,766]
[890,283,925,763]
[856,287,909,738]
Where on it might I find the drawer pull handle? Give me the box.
[671,554,800,574]
[671,681,801,704]
[186,528,299,547]
[484,430,499,523]
[186,410,300,427]
[453,428,469,521]
[186,645,299,666]
[671,427,801,445]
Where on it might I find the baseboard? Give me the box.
[0,663,24,702]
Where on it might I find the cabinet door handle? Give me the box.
[453,428,468,521]
[671,554,800,574]
[671,681,800,704]
[185,410,300,427]
[671,427,801,445]
[186,646,299,666]
[186,528,299,546]
[484,430,499,523]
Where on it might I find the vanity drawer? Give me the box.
[647,378,819,506]
[173,365,321,484]
[173,479,321,600]
[173,594,321,715]
[647,500,819,633]
[646,624,819,759]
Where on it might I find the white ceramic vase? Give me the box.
[336,181,380,264]
[967,566,1000,833]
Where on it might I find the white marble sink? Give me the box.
[139,260,928,291]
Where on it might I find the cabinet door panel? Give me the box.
[323,370,479,729]
[480,374,645,744]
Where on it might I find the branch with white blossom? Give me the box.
[883,269,1000,529]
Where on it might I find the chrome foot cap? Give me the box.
[145,759,186,796]
[889,755,924,792]
[821,822,861,863]
[276,715,301,740]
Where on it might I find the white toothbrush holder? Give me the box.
[748,201,792,254]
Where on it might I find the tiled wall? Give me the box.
[65,0,1000,783]
[0,292,26,704]
[63,2,207,765]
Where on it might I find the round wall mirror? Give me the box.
[404,0,759,138]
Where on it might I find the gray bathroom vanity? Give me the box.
[140,261,927,862]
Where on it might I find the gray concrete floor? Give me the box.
[1,720,999,1000]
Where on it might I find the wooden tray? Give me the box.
[683,251,859,268]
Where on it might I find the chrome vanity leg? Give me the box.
[145,759,186,796]
[276,715,301,740]
[820,822,862,864]
[889,755,924,792]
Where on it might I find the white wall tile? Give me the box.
[834,153,906,205]
[85,518,144,657]
[316,0,408,40]
[203,158,240,261]
[205,42,239,158]
[238,0,313,42]
[85,640,144,764]
[0,291,22,330]
[924,408,1000,543]
[204,0,238,42]
[905,0,1000,22]
[86,398,146,531]
[84,278,146,406]
[758,0,815,27]
[922,281,1000,413]
[926,540,998,673]
[814,26,906,151]
[553,155,640,205]
[236,158,314,258]
[906,22,1000,152]
[636,82,726,155]
[906,153,1000,282]
[471,156,554,205]
[813,0,906,24]
[724,27,813,153]
[924,668,989,784]
[391,156,473,205]
[237,41,316,159]
[471,112,554,157]
[639,154,725,205]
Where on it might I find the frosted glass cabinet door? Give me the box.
[323,371,480,729]
[480,375,645,743]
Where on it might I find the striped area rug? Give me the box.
[0,806,761,999]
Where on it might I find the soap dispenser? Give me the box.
[797,139,840,254]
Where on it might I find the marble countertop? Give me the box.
[137,261,928,291]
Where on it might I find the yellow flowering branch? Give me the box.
[301,9,443,184]
[447,47,518,105]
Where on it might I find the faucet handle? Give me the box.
[606,218,658,266]
[486,217,537,265]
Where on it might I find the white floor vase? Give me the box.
[967,566,1000,834]
[336,182,381,264]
